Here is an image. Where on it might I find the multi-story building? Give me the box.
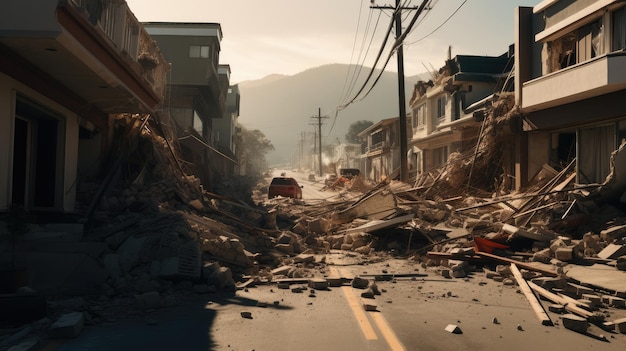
[212,74,240,178]
[143,22,232,190]
[515,0,626,189]
[358,117,401,182]
[408,53,513,180]
[0,0,168,213]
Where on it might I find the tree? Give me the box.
[239,126,274,176]
[345,120,374,144]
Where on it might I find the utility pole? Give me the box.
[299,131,306,171]
[371,0,422,182]
[310,108,328,176]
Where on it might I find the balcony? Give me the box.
[365,140,390,156]
[0,0,168,116]
[522,52,626,112]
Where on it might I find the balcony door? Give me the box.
[577,125,615,184]
[11,96,64,210]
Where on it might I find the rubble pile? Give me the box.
[4,114,626,347]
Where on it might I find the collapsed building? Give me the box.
[2,0,626,347]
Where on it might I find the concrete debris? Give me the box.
[561,314,588,333]
[5,102,626,348]
[48,312,84,338]
[445,324,462,334]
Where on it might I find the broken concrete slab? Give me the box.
[331,187,398,224]
[598,244,626,260]
[48,312,84,338]
[445,324,462,334]
[561,313,588,333]
[501,223,555,241]
[341,214,415,235]
[614,317,626,333]
[600,224,626,243]
[565,264,626,295]
[308,278,329,290]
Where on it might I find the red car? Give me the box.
[268,177,303,199]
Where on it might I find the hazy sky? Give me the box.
[126,0,540,83]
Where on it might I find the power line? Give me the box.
[337,5,399,109]
[352,0,431,103]
[407,0,468,45]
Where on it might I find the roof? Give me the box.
[143,22,223,42]
[357,117,399,137]
[450,55,512,76]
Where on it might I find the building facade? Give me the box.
[408,53,513,180]
[358,117,401,182]
[0,0,168,213]
[143,22,232,190]
[516,0,626,188]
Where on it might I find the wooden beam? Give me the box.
[527,281,594,319]
[510,264,553,326]
[476,251,558,277]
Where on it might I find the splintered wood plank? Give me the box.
[510,263,553,326]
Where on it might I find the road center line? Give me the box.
[341,285,378,340]
[370,311,406,351]
[329,267,377,340]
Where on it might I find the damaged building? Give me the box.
[4,0,626,349]
[143,22,240,191]
[0,0,169,213]
[516,1,626,189]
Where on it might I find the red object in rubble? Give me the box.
[473,237,510,254]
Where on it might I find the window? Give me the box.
[193,111,203,134]
[436,95,447,120]
[433,146,448,167]
[189,45,209,58]
[613,7,626,51]
[552,19,603,71]
[413,104,426,128]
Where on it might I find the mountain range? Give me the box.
[237,64,429,166]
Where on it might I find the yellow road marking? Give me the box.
[341,285,378,340]
[370,311,406,351]
[329,266,377,340]
[330,266,406,349]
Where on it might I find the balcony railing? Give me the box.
[366,140,388,153]
[70,0,139,60]
[67,0,168,99]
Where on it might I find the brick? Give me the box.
[270,265,293,276]
[548,304,565,313]
[609,296,626,307]
[561,314,588,333]
[600,224,626,242]
[445,324,462,334]
[601,321,616,332]
[294,254,315,264]
[614,318,626,333]
[581,294,601,307]
[554,247,573,261]
[308,278,329,290]
[49,312,84,338]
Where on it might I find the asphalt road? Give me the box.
[269,169,348,203]
[41,171,626,350]
[45,254,626,351]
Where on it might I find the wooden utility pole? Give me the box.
[371,0,422,182]
[310,108,328,176]
[395,0,409,182]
